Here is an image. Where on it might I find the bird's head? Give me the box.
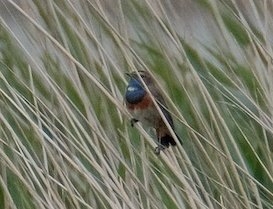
[126,70,153,85]
[125,71,153,103]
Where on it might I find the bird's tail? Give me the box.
[160,132,181,147]
[154,132,182,155]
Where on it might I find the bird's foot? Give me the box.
[154,144,166,155]
[130,118,139,127]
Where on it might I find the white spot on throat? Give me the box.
[127,86,138,92]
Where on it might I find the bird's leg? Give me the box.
[154,136,167,155]
[130,118,139,127]
[154,144,165,155]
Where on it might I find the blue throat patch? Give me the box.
[125,78,146,104]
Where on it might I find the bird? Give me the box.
[125,70,180,154]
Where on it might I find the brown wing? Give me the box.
[148,84,174,129]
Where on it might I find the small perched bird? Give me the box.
[125,70,180,154]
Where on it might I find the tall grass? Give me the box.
[0,0,273,208]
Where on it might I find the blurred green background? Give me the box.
[0,0,273,209]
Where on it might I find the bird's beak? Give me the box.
[125,72,132,77]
